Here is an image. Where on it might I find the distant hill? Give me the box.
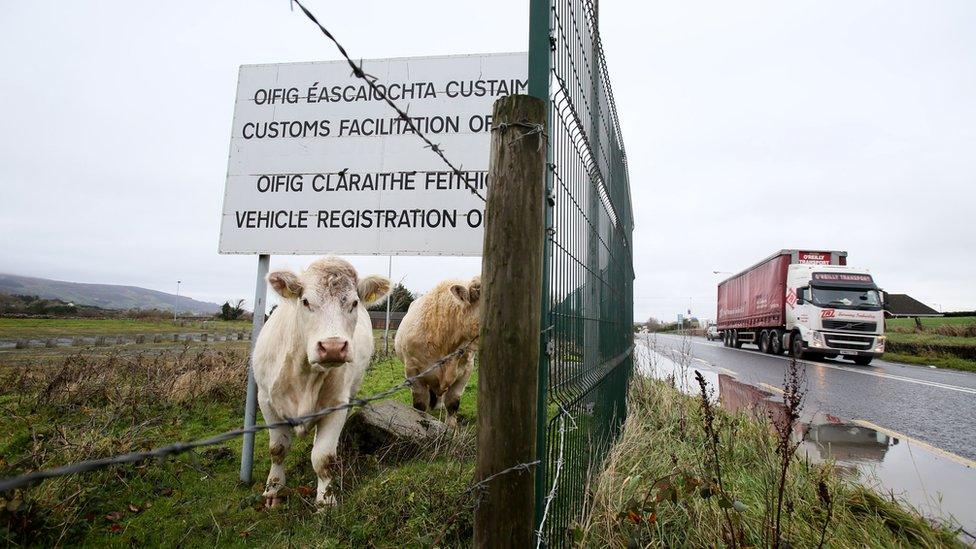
[0,273,221,315]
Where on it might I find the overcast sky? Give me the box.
[1,1,974,321]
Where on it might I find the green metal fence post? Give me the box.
[528,0,553,537]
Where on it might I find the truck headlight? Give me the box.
[874,337,885,352]
[811,331,825,348]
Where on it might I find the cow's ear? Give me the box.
[450,284,469,304]
[467,277,482,304]
[268,270,303,299]
[358,275,391,306]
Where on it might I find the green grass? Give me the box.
[886,331,976,346]
[880,316,976,373]
[0,345,479,546]
[580,376,965,548]
[364,355,479,423]
[0,318,251,338]
[886,316,976,330]
[881,352,976,373]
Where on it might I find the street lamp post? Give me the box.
[174,280,181,322]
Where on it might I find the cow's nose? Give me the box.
[317,337,349,363]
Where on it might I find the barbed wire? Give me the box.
[0,338,479,493]
[535,405,575,548]
[469,460,541,498]
[288,0,486,202]
[431,458,542,546]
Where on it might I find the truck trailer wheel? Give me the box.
[790,334,806,359]
[759,330,771,353]
[732,330,743,348]
[770,329,783,355]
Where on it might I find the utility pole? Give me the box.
[474,94,547,548]
[174,280,181,321]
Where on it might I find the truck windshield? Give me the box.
[811,287,881,310]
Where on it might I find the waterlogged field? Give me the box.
[0,337,481,546]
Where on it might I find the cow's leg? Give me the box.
[259,398,292,508]
[405,358,433,412]
[311,407,349,508]
[410,382,431,412]
[442,355,475,429]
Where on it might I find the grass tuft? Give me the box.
[579,375,964,548]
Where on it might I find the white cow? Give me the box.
[253,256,390,507]
[394,276,481,428]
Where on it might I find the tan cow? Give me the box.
[253,256,391,507]
[394,276,481,427]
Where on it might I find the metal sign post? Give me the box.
[240,253,270,484]
[384,256,393,355]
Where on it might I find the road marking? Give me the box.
[691,356,736,376]
[658,335,976,396]
[853,419,976,469]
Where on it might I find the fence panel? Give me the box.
[532,0,635,545]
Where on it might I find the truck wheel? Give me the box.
[732,330,742,348]
[790,334,805,359]
[770,329,783,355]
[759,330,771,353]
[853,356,873,366]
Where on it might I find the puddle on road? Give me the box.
[637,344,976,538]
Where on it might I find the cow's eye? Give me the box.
[350,299,359,310]
[301,298,310,308]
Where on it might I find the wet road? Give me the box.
[648,333,976,462]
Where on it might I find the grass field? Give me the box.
[0,322,964,546]
[882,352,976,372]
[886,316,976,330]
[883,316,976,373]
[0,340,480,546]
[0,318,252,339]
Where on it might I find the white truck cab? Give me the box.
[785,264,885,365]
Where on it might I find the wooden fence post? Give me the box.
[474,94,547,547]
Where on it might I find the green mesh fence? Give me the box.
[530,0,635,545]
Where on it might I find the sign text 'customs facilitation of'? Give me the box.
[219,52,528,256]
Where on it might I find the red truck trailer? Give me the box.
[716,250,884,364]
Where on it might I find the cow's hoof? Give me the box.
[445,416,458,430]
[264,494,285,508]
[315,494,337,510]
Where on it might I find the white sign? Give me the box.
[219,52,528,255]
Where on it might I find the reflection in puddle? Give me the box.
[800,422,894,464]
[638,344,976,538]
